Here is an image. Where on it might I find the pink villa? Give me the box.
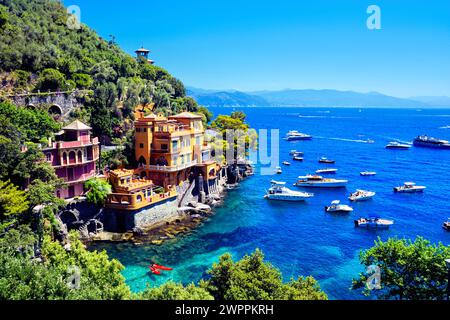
[43,120,100,199]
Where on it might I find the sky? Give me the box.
[64,0,450,97]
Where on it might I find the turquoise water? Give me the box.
[90,107,450,299]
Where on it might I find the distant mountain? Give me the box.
[187,87,269,107]
[250,89,424,107]
[187,87,450,108]
[410,96,450,107]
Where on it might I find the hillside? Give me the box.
[187,87,269,107]
[0,0,208,141]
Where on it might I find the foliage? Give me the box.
[35,68,67,91]
[352,237,450,300]
[0,180,29,231]
[201,249,327,300]
[140,282,214,300]
[84,178,112,206]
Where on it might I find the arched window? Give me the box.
[46,153,52,162]
[69,151,76,164]
[138,156,147,165]
[77,150,83,163]
[62,152,67,165]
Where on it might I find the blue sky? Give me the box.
[64,0,450,97]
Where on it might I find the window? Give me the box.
[196,137,200,145]
[172,140,178,150]
[136,128,141,133]
[161,144,168,151]
[140,143,144,149]
[46,153,51,162]
[143,128,147,132]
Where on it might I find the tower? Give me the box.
[135,47,154,64]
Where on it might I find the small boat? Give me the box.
[148,266,161,275]
[285,130,312,141]
[152,264,173,271]
[289,150,297,155]
[292,156,304,161]
[385,142,411,149]
[276,166,282,174]
[282,161,291,166]
[394,182,426,193]
[349,189,376,201]
[366,139,375,144]
[443,219,450,231]
[354,217,394,229]
[319,157,335,164]
[325,200,353,213]
[294,175,348,188]
[316,168,337,174]
[413,135,450,149]
[293,151,304,157]
[264,180,314,201]
[225,183,239,190]
[360,171,376,176]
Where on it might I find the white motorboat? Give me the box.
[285,130,312,141]
[293,151,304,156]
[385,142,411,149]
[325,200,353,213]
[360,171,377,176]
[354,217,394,229]
[294,175,348,188]
[289,150,297,155]
[282,161,291,166]
[349,189,376,201]
[394,182,426,193]
[318,157,335,164]
[316,168,337,174]
[264,181,314,201]
[292,156,304,161]
[276,166,282,174]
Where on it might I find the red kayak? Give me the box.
[148,266,161,275]
[152,263,173,271]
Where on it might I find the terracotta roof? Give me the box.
[169,112,202,119]
[62,120,91,131]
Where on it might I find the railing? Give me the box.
[57,139,98,148]
[143,159,199,172]
[63,172,95,184]
[105,188,178,211]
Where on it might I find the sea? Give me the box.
[90,107,450,300]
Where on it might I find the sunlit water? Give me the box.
[90,107,450,299]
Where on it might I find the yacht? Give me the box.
[293,151,304,156]
[319,157,335,164]
[413,135,450,149]
[349,190,376,201]
[443,219,450,231]
[282,161,291,166]
[316,168,337,174]
[276,166,282,174]
[264,181,314,201]
[354,217,394,229]
[360,171,377,176]
[394,182,426,193]
[294,175,348,188]
[289,150,297,155]
[292,156,304,161]
[325,200,353,213]
[385,142,411,149]
[285,130,312,141]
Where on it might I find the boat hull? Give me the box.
[394,187,425,193]
[295,181,347,188]
[413,141,450,149]
[265,195,309,201]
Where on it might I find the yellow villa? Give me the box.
[105,111,220,212]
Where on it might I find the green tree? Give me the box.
[140,282,214,300]
[71,73,93,89]
[36,68,67,91]
[352,237,450,300]
[0,180,29,231]
[201,249,327,300]
[84,178,112,206]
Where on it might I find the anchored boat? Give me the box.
[413,135,450,149]
[319,157,335,164]
[360,171,376,176]
[443,219,450,231]
[325,200,353,213]
[264,180,314,201]
[276,166,282,174]
[394,182,426,193]
[349,189,376,201]
[292,156,304,161]
[282,161,291,166]
[354,217,394,229]
[294,175,348,188]
[285,130,312,141]
[316,168,337,174]
[385,142,411,149]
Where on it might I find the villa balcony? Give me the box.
[141,159,199,172]
[62,171,96,184]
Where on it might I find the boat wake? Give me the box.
[439,125,450,129]
[315,136,375,144]
[380,136,413,145]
